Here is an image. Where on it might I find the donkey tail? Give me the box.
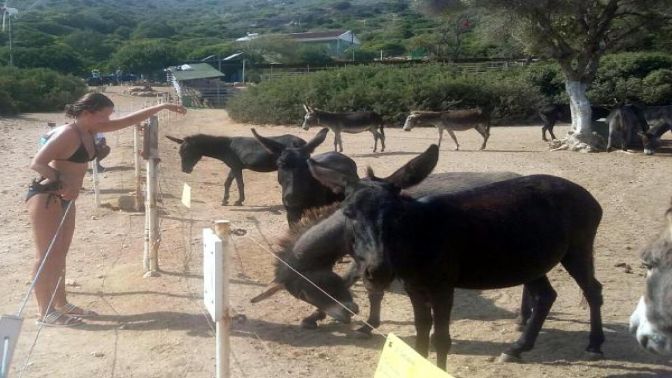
[379,121,385,137]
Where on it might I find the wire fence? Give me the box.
[11,86,394,378]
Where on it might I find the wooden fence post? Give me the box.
[134,123,144,211]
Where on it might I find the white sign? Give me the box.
[203,228,223,321]
[181,183,191,208]
[0,315,22,378]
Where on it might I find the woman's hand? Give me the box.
[162,104,187,115]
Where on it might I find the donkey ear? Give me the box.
[303,104,311,113]
[165,135,184,144]
[251,128,286,156]
[308,153,359,194]
[302,128,329,154]
[384,144,439,189]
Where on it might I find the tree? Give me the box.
[422,0,672,140]
[109,40,181,75]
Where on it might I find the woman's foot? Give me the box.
[58,303,99,317]
[36,310,84,327]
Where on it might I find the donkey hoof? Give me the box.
[497,353,522,363]
[233,201,244,206]
[300,319,318,330]
[583,350,603,361]
[353,326,373,339]
[221,201,228,206]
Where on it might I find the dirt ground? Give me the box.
[2,86,672,378]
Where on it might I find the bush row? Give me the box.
[0,67,87,116]
[227,52,672,126]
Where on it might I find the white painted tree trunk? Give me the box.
[565,80,593,135]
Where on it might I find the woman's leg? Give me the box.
[27,195,75,317]
[53,201,76,310]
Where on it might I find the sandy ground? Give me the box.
[2,86,672,378]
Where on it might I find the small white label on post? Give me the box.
[181,183,191,208]
[203,228,223,321]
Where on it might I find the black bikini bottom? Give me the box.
[26,180,70,209]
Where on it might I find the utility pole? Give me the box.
[8,10,12,66]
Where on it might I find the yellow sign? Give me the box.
[374,333,455,378]
[181,183,191,208]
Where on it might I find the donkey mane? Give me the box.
[274,203,341,282]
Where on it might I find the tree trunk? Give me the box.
[565,80,592,135]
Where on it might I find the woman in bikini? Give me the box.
[27,92,186,326]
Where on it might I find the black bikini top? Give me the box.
[40,124,97,163]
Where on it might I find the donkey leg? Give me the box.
[437,127,443,148]
[370,129,378,152]
[356,289,384,337]
[232,170,245,206]
[447,129,460,151]
[430,288,455,371]
[548,122,557,141]
[500,275,556,362]
[479,124,490,150]
[342,260,361,288]
[406,285,433,358]
[379,125,385,152]
[561,251,605,358]
[301,309,327,329]
[333,131,339,152]
[222,171,235,205]
[337,131,344,152]
[516,285,533,331]
[342,261,383,336]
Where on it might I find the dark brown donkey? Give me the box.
[309,145,605,370]
[403,108,490,150]
[166,133,306,206]
[302,104,385,152]
[250,169,519,333]
[630,198,672,355]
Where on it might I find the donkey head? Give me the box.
[308,144,439,285]
[638,131,659,156]
[252,128,329,211]
[251,269,359,323]
[403,112,422,131]
[166,135,202,173]
[630,200,672,354]
[302,104,319,130]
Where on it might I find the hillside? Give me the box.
[0,0,668,76]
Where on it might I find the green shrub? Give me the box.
[589,52,672,105]
[227,63,545,125]
[229,52,672,126]
[641,69,672,104]
[0,67,87,115]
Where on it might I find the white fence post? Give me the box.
[143,116,160,277]
[205,220,231,378]
[91,160,101,207]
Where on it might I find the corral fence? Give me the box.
[216,58,533,82]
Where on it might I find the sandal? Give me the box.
[59,303,99,318]
[36,310,83,327]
